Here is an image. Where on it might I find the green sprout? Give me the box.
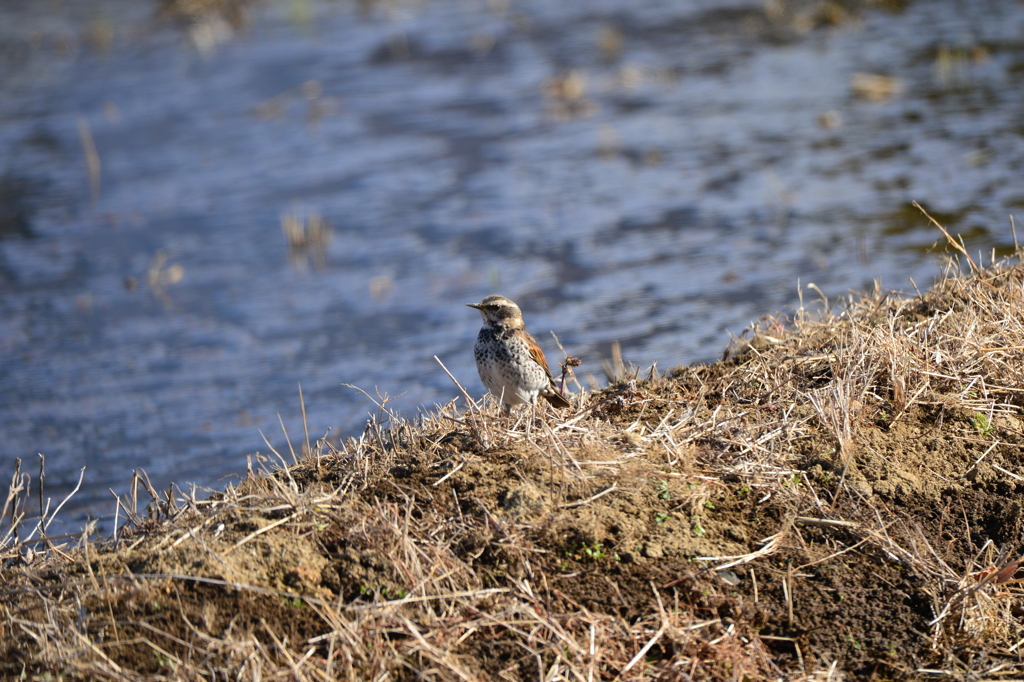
[972,413,995,436]
[653,478,671,500]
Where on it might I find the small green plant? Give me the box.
[280,596,305,608]
[692,521,705,537]
[655,512,670,524]
[704,500,715,510]
[563,542,608,562]
[783,473,802,488]
[972,413,995,437]
[845,635,862,651]
[380,587,407,600]
[653,478,671,500]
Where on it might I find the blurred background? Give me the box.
[2,0,1022,530]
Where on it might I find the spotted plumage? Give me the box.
[467,295,572,410]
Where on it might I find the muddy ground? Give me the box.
[4,261,1024,680]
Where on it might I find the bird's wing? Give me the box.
[524,332,554,379]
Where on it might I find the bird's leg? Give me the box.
[496,389,512,435]
[501,402,523,442]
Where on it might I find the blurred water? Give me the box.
[1,0,1022,529]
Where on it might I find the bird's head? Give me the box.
[467,295,525,330]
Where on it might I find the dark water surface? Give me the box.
[2,0,1023,529]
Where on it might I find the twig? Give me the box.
[992,464,1024,482]
[257,428,299,491]
[696,530,786,571]
[432,459,465,487]
[620,623,666,675]
[794,517,858,529]
[298,382,311,463]
[221,512,301,555]
[42,466,86,533]
[77,116,101,201]
[557,486,619,509]
[915,200,977,271]
[433,356,479,411]
[277,412,299,466]
[37,454,44,525]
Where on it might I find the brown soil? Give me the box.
[5,259,1024,680]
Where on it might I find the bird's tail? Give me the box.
[542,387,572,409]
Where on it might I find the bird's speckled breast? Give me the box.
[474,327,549,405]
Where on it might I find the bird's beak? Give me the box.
[467,303,483,310]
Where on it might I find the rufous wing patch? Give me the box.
[524,332,553,378]
[524,331,572,409]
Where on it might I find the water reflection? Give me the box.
[1,0,1022,530]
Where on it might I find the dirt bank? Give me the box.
[4,253,1024,680]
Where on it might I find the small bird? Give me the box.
[468,295,572,411]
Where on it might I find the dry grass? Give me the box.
[7,231,1024,679]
